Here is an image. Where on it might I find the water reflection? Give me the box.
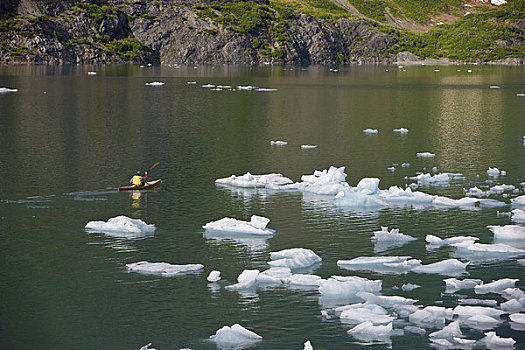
[203,230,270,254]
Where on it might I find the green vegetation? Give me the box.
[73,2,120,25]
[103,36,148,59]
[0,17,20,32]
[392,0,462,24]
[383,1,525,61]
[348,0,388,22]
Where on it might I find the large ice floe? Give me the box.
[209,324,262,347]
[488,225,525,247]
[337,256,420,274]
[412,259,469,276]
[451,241,525,262]
[268,248,322,269]
[85,215,155,237]
[215,172,293,189]
[126,261,204,277]
[203,215,275,236]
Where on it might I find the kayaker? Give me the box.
[129,170,148,187]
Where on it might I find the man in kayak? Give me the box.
[130,171,148,187]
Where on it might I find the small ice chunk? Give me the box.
[237,85,256,90]
[226,269,260,290]
[478,331,515,347]
[186,81,197,84]
[510,313,525,324]
[202,84,215,88]
[393,128,408,134]
[145,81,165,86]
[216,172,294,189]
[347,321,393,337]
[126,261,204,277]
[338,256,420,274]
[87,71,97,75]
[203,215,275,236]
[209,324,262,345]
[319,277,382,297]
[85,215,156,235]
[363,129,378,134]
[416,152,435,158]
[340,308,395,325]
[301,144,317,149]
[412,259,469,276]
[511,195,525,206]
[474,278,519,294]
[140,343,156,350]
[511,208,525,223]
[270,140,287,145]
[429,321,462,339]
[356,291,417,308]
[401,163,410,167]
[303,340,313,350]
[256,267,292,284]
[404,326,426,335]
[207,270,221,282]
[426,234,478,247]
[372,227,416,242]
[453,305,505,319]
[487,167,501,177]
[401,283,420,292]
[387,167,396,171]
[268,248,322,269]
[256,88,277,92]
[0,87,18,93]
[444,278,482,293]
[488,225,525,241]
[458,298,498,307]
[500,298,525,313]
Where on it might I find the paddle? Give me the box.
[148,162,159,171]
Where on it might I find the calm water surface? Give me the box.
[1,64,525,350]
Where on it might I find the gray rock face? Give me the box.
[1,0,397,65]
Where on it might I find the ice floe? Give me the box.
[85,216,156,236]
[298,166,350,195]
[87,71,96,75]
[268,248,322,270]
[488,225,525,242]
[429,320,463,339]
[207,270,221,282]
[408,172,464,185]
[426,234,478,247]
[337,256,420,274]
[487,167,504,177]
[319,277,382,298]
[474,278,519,294]
[412,259,469,276]
[510,313,525,324]
[270,140,287,145]
[126,261,204,277]
[393,128,408,134]
[202,215,275,236]
[209,324,262,346]
[216,172,293,189]
[451,241,525,261]
[511,208,525,223]
[478,331,515,347]
[453,305,505,319]
[401,283,420,292]
[145,81,165,86]
[339,307,395,325]
[226,269,260,291]
[416,152,435,158]
[301,144,318,149]
[0,87,18,93]
[303,340,313,350]
[444,278,483,293]
[409,306,453,329]
[511,195,525,206]
[372,227,416,243]
[139,343,156,350]
[363,129,378,134]
[347,321,393,337]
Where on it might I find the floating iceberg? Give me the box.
[363,129,378,134]
[337,256,419,274]
[301,144,318,149]
[145,81,165,86]
[85,216,156,236]
[270,140,287,145]
[474,278,519,294]
[215,172,294,189]
[297,166,350,195]
[452,242,525,260]
[126,261,203,277]
[409,306,453,329]
[226,269,260,291]
[511,208,525,223]
[401,283,420,292]
[511,195,525,206]
[87,71,96,75]
[139,343,156,350]
[0,87,18,93]
[478,331,515,347]
[209,324,262,346]
[444,278,483,293]
[393,128,408,134]
[426,234,478,247]
[429,321,463,339]
[319,277,382,298]
[303,340,313,350]
[207,270,221,282]
[356,291,417,308]
[237,85,256,90]
[487,167,502,177]
[408,172,464,185]
[256,88,277,92]
[203,215,275,236]
[202,83,215,88]
[453,305,505,319]
[347,321,393,338]
[268,248,322,269]
[510,313,525,324]
[488,225,525,242]
[412,259,469,276]
[186,81,197,84]
[416,152,435,158]
[372,227,416,242]
[340,307,395,325]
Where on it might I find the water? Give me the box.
[1,64,525,350]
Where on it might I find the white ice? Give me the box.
[488,225,525,242]
[209,324,262,345]
[393,128,408,134]
[356,291,417,308]
[458,298,497,307]
[85,215,156,236]
[202,84,215,88]
[416,152,435,158]
[412,259,469,276]
[500,299,525,313]
[186,81,197,84]
[215,172,293,189]
[511,208,525,223]
[207,270,221,282]
[408,173,464,185]
[426,234,478,247]
[510,313,525,324]
[487,167,502,177]
[401,283,420,291]
[452,241,525,260]
[347,321,394,340]
[453,305,505,319]
[145,82,165,86]
[298,166,350,195]
[478,331,515,347]
[0,87,18,93]
[237,85,256,90]
[270,140,287,145]
[372,227,416,243]
[140,343,156,350]
[226,269,260,290]
[202,215,275,236]
[304,340,313,350]
[87,71,96,75]
[429,321,463,339]
[363,129,378,134]
[474,278,519,294]
[300,145,317,149]
[337,256,419,274]
[319,277,382,298]
[126,261,204,277]
[444,278,483,293]
[409,306,453,329]
[340,308,395,325]
[268,248,322,269]
[511,195,525,206]
[256,88,277,92]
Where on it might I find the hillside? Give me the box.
[0,0,523,65]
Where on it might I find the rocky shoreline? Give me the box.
[1,0,523,66]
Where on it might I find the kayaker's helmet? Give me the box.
[136,171,141,176]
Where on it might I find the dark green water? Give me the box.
[1,64,524,350]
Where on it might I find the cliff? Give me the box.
[0,0,523,65]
